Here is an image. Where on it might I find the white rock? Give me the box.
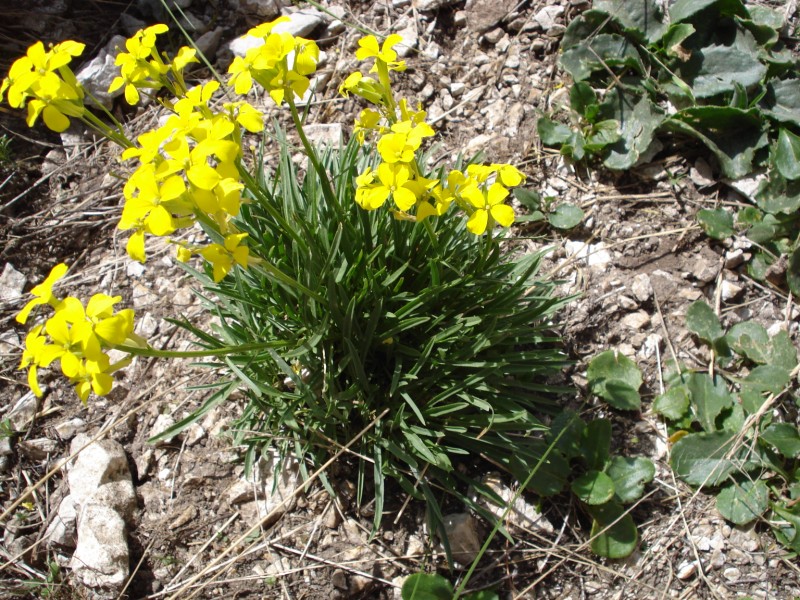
[54,418,87,441]
[450,82,466,97]
[76,36,127,109]
[414,0,459,9]
[630,273,653,303]
[18,438,59,459]
[304,123,343,148]
[690,157,715,187]
[44,495,78,548]
[272,9,324,37]
[722,566,741,582]
[724,173,767,201]
[70,503,129,591]
[225,449,301,525]
[720,279,743,302]
[622,310,651,331]
[0,329,20,355]
[442,513,483,564]
[395,26,419,58]
[126,260,146,278]
[68,435,137,521]
[533,5,564,30]
[472,473,554,534]
[134,312,159,338]
[229,35,265,58]
[0,263,26,302]
[564,241,612,268]
[150,413,177,445]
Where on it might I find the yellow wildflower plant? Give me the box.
[16,262,68,325]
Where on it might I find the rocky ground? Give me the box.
[1,0,800,598]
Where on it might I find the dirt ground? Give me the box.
[1,0,799,598]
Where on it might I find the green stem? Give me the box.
[78,110,133,149]
[286,94,341,216]
[115,340,285,359]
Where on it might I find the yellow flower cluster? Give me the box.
[227,18,320,106]
[0,40,86,132]
[342,34,525,233]
[108,24,197,104]
[16,264,142,402]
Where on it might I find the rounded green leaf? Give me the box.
[537,117,572,146]
[761,423,800,458]
[696,208,734,240]
[775,129,800,180]
[716,479,769,526]
[605,456,656,503]
[588,501,639,558]
[548,203,584,230]
[670,431,751,487]
[572,470,616,505]
[727,321,771,363]
[653,385,690,420]
[686,300,724,342]
[587,350,642,410]
[401,573,454,600]
[687,372,733,433]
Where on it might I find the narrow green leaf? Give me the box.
[775,129,800,180]
[716,479,769,525]
[572,470,616,505]
[605,456,655,503]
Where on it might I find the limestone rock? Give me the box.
[472,473,555,534]
[70,503,130,592]
[44,495,78,548]
[272,8,324,38]
[76,36,127,109]
[238,0,281,19]
[7,392,38,431]
[0,263,26,302]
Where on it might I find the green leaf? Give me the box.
[754,173,800,215]
[687,372,733,433]
[513,188,541,211]
[686,300,724,342]
[716,479,769,525]
[653,386,691,420]
[670,431,749,487]
[662,23,695,58]
[775,129,800,180]
[572,470,616,505]
[743,364,790,395]
[560,34,644,82]
[401,573,454,600]
[761,79,800,128]
[581,419,612,471]
[665,107,767,179]
[727,321,771,363]
[548,204,584,230]
[761,423,800,458]
[548,410,585,459]
[600,91,665,170]
[594,0,668,43]
[771,504,800,553]
[696,208,734,240]
[588,350,642,411]
[588,501,639,558]
[585,120,622,152]
[788,247,800,297]
[677,44,767,98]
[769,330,798,372]
[669,0,748,23]
[537,117,572,146]
[570,81,597,115]
[464,591,500,600]
[605,456,655,503]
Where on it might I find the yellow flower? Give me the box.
[355,34,406,72]
[19,325,47,397]
[108,24,170,104]
[462,182,515,235]
[71,355,115,403]
[377,132,415,164]
[16,263,69,324]
[355,163,420,211]
[199,232,251,282]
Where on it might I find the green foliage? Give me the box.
[548,409,655,558]
[541,0,800,293]
[655,300,800,547]
[401,573,498,600]
[0,134,11,165]
[167,129,573,550]
[587,350,643,410]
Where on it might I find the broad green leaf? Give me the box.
[572,470,616,505]
[670,431,751,487]
[653,386,691,420]
[743,364,790,395]
[669,0,748,23]
[696,208,734,240]
[727,321,770,363]
[738,6,783,47]
[581,419,612,471]
[677,45,767,98]
[588,501,639,558]
[770,330,798,372]
[716,479,769,525]
[513,188,541,211]
[509,441,569,497]
[548,204,584,230]
[561,10,612,50]
[585,120,621,152]
[605,456,655,503]
[401,573,453,600]
[754,173,800,214]
[665,107,767,179]
[601,91,665,170]
[761,423,800,458]
[687,372,732,432]
[548,410,585,459]
[789,247,800,297]
[771,504,800,553]
[588,350,642,411]
[594,0,668,43]
[775,129,800,180]
[561,130,586,160]
[570,81,597,115]
[537,117,572,146]
[686,300,724,343]
[560,34,644,82]
[662,23,695,58]
[761,79,800,128]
